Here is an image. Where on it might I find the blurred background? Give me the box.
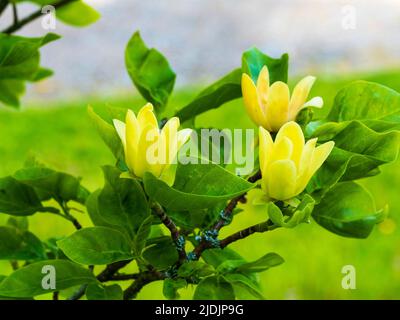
[1,0,400,299]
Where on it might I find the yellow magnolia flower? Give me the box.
[259,121,334,201]
[113,103,192,185]
[242,66,323,132]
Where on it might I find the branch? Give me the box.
[1,0,77,34]
[219,221,274,248]
[68,260,132,300]
[192,170,261,258]
[11,2,18,25]
[123,270,165,300]
[109,273,140,281]
[152,203,187,263]
[59,202,82,230]
[0,0,8,17]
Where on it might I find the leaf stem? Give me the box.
[152,202,187,263]
[123,270,165,300]
[1,0,77,34]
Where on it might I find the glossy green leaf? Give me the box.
[0,260,96,297]
[242,47,289,83]
[236,253,284,273]
[125,31,176,110]
[312,182,386,238]
[142,236,178,269]
[132,215,153,256]
[57,227,133,265]
[143,161,253,212]
[97,166,150,239]
[178,261,215,279]
[163,278,187,300]
[0,79,25,108]
[88,106,124,160]
[175,69,242,123]
[86,283,123,300]
[224,273,264,300]
[0,176,44,216]
[13,166,89,204]
[193,276,235,300]
[0,226,46,261]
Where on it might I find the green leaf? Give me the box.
[86,283,123,300]
[312,182,386,238]
[267,195,315,228]
[13,166,89,204]
[125,31,176,110]
[0,226,46,261]
[242,47,289,83]
[308,120,400,188]
[177,261,215,279]
[175,69,242,123]
[0,79,25,108]
[57,227,133,265]
[224,273,265,300]
[327,81,400,123]
[236,253,284,273]
[7,217,29,231]
[132,215,153,256]
[88,106,124,160]
[163,278,187,300]
[142,236,178,269]
[143,161,253,227]
[0,176,44,216]
[57,1,100,26]
[0,260,96,297]
[96,166,150,239]
[193,276,235,300]
[202,247,245,268]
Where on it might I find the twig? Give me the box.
[59,201,82,230]
[152,203,187,263]
[52,291,59,300]
[0,0,8,17]
[1,0,77,34]
[123,270,165,300]
[192,170,261,258]
[110,273,140,281]
[11,2,18,24]
[219,221,274,248]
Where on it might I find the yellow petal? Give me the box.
[125,110,140,172]
[137,103,158,131]
[275,121,304,166]
[301,96,323,109]
[242,73,270,130]
[161,117,180,164]
[295,138,317,194]
[266,159,297,200]
[259,126,274,174]
[135,125,161,178]
[113,119,126,152]
[272,136,293,161]
[257,66,270,105]
[309,141,335,177]
[264,81,290,132]
[288,76,316,120]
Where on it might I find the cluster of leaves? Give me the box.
[0,0,99,107]
[0,29,399,300]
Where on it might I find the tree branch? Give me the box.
[59,201,82,230]
[11,2,18,25]
[219,221,274,248]
[152,203,187,263]
[192,170,261,258]
[123,270,165,300]
[0,0,8,17]
[1,0,77,34]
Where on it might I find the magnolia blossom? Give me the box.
[259,121,334,200]
[113,103,192,185]
[242,66,323,132]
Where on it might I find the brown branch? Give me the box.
[192,170,261,258]
[1,0,78,34]
[219,221,273,248]
[0,0,8,17]
[109,273,140,281]
[123,270,165,300]
[152,203,187,263]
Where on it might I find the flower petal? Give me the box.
[308,141,335,178]
[264,81,290,132]
[137,103,158,130]
[125,110,140,172]
[288,76,316,120]
[259,126,274,174]
[257,66,270,105]
[301,96,323,109]
[267,159,297,200]
[113,119,126,152]
[242,73,270,130]
[275,121,304,166]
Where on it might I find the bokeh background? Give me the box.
[1,0,400,299]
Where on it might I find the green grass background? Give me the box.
[1,70,400,299]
